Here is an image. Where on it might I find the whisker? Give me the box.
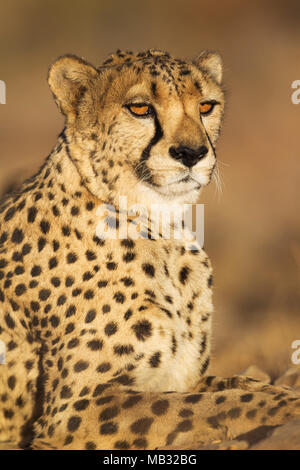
[213,162,224,200]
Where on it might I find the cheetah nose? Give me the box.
[169,145,208,168]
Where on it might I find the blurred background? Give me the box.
[0,0,299,379]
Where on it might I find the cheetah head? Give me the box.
[48,49,224,208]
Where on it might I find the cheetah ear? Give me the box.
[48,55,98,118]
[193,51,223,85]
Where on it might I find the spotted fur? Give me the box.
[0,49,299,450]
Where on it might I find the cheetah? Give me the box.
[0,49,299,450]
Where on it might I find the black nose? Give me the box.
[169,145,208,168]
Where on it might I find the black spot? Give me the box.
[86,202,95,211]
[52,240,60,251]
[73,399,90,411]
[122,395,143,409]
[124,309,133,320]
[38,237,46,252]
[114,440,130,450]
[215,395,226,405]
[85,441,96,450]
[98,280,108,288]
[62,225,71,236]
[122,251,136,263]
[51,277,61,288]
[130,417,153,435]
[179,266,190,284]
[102,304,111,314]
[39,289,51,301]
[65,276,75,287]
[67,253,77,264]
[133,438,148,448]
[66,305,76,318]
[87,339,103,351]
[200,357,210,375]
[67,416,81,432]
[50,315,60,327]
[57,294,66,305]
[179,408,194,418]
[240,393,254,403]
[86,250,96,261]
[0,259,8,269]
[60,385,73,399]
[121,239,135,249]
[120,277,134,286]
[68,338,79,349]
[149,352,161,367]
[114,292,125,303]
[74,361,89,372]
[184,394,202,404]
[114,344,134,355]
[40,220,50,234]
[151,400,169,416]
[132,320,152,341]
[31,265,42,277]
[97,362,111,373]
[71,206,80,216]
[7,376,16,390]
[49,257,58,269]
[27,207,37,223]
[84,289,94,300]
[85,309,96,323]
[30,301,40,312]
[3,408,14,419]
[64,435,73,445]
[72,288,81,297]
[175,419,193,432]
[99,422,118,435]
[246,409,257,419]
[104,322,118,336]
[142,263,155,277]
[99,406,120,422]
[227,407,241,419]
[15,284,26,296]
[107,262,117,270]
[4,207,16,222]
[11,229,24,244]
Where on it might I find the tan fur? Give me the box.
[0,49,299,450]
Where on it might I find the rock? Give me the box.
[275,367,300,388]
[239,365,271,383]
[251,419,300,450]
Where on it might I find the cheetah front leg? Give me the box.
[31,379,300,450]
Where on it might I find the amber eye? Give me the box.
[128,104,152,117]
[199,102,215,115]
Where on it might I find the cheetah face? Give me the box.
[48,50,224,207]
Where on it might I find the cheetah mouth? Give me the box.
[150,174,202,197]
[165,172,204,188]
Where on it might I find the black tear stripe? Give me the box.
[135,112,163,184]
[203,127,217,182]
[202,122,217,160]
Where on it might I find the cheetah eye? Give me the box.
[127,103,153,117]
[199,101,217,116]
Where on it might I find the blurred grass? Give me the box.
[0,0,299,377]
